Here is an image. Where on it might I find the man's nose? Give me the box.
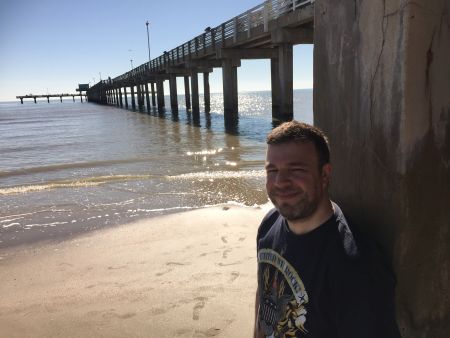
[275,170,291,187]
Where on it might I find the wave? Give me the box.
[0,170,265,196]
[0,174,156,196]
[0,158,156,178]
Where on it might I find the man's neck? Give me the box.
[286,199,334,235]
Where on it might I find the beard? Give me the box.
[268,189,320,221]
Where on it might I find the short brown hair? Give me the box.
[267,121,330,168]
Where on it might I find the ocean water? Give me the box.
[0,90,312,249]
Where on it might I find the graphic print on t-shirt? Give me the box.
[258,248,309,337]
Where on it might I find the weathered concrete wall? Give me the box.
[314,0,449,336]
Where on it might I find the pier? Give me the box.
[16,93,87,104]
[87,0,314,128]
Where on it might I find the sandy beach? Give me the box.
[0,204,270,337]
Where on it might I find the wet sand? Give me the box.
[0,204,270,337]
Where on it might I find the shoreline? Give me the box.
[0,203,271,337]
[0,201,270,251]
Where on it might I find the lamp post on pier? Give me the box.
[145,21,151,64]
[130,59,134,71]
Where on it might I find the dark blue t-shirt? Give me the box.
[256,203,400,338]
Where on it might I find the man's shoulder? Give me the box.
[257,208,281,241]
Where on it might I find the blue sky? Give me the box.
[0,0,313,101]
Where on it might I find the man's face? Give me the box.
[265,141,331,221]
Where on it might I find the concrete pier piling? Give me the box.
[145,83,150,111]
[222,58,239,126]
[169,75,178,112]
[131,86,136,110]
[150,82,156,107]
[314,0,450,335]
[156,79,165,110]
[203,72,210,113]
[276,44,293,121]
[184,76,191,111]
[190,71,199,114]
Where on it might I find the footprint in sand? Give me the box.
[166,262,187,266]
[155,268,173,276]
[238,236,246,242]
[218,261,241,267]
[222,248,232,259]
[229,271,240,283]
[193,297,207,320]
[196,327,222,337]
[58,262,73,267]
[221,236,228,243]
[102,309,136,319]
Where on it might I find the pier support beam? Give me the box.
[119,88,123,107]
[156,79,165,110]
[276,44,293,121]
[151,82,156,107]
[203,72,210,113]
[222,58,240,128]
[271,57,281,120]
[141,84,145,109]
[184,76,191,111]
[101,88,107,104]
[191,72,200,117]
[145,83,150,112]
[314,0,450,335]
[137,85,143,110]
[124,87,128,108]
[169,75,178,112]
[131,86,136,110]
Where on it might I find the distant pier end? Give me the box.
[17,84,89,104]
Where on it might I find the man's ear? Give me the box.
[322,163,332,188]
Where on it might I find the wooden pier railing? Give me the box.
[106,0,314,85]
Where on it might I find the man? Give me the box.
[255,121,400,337]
